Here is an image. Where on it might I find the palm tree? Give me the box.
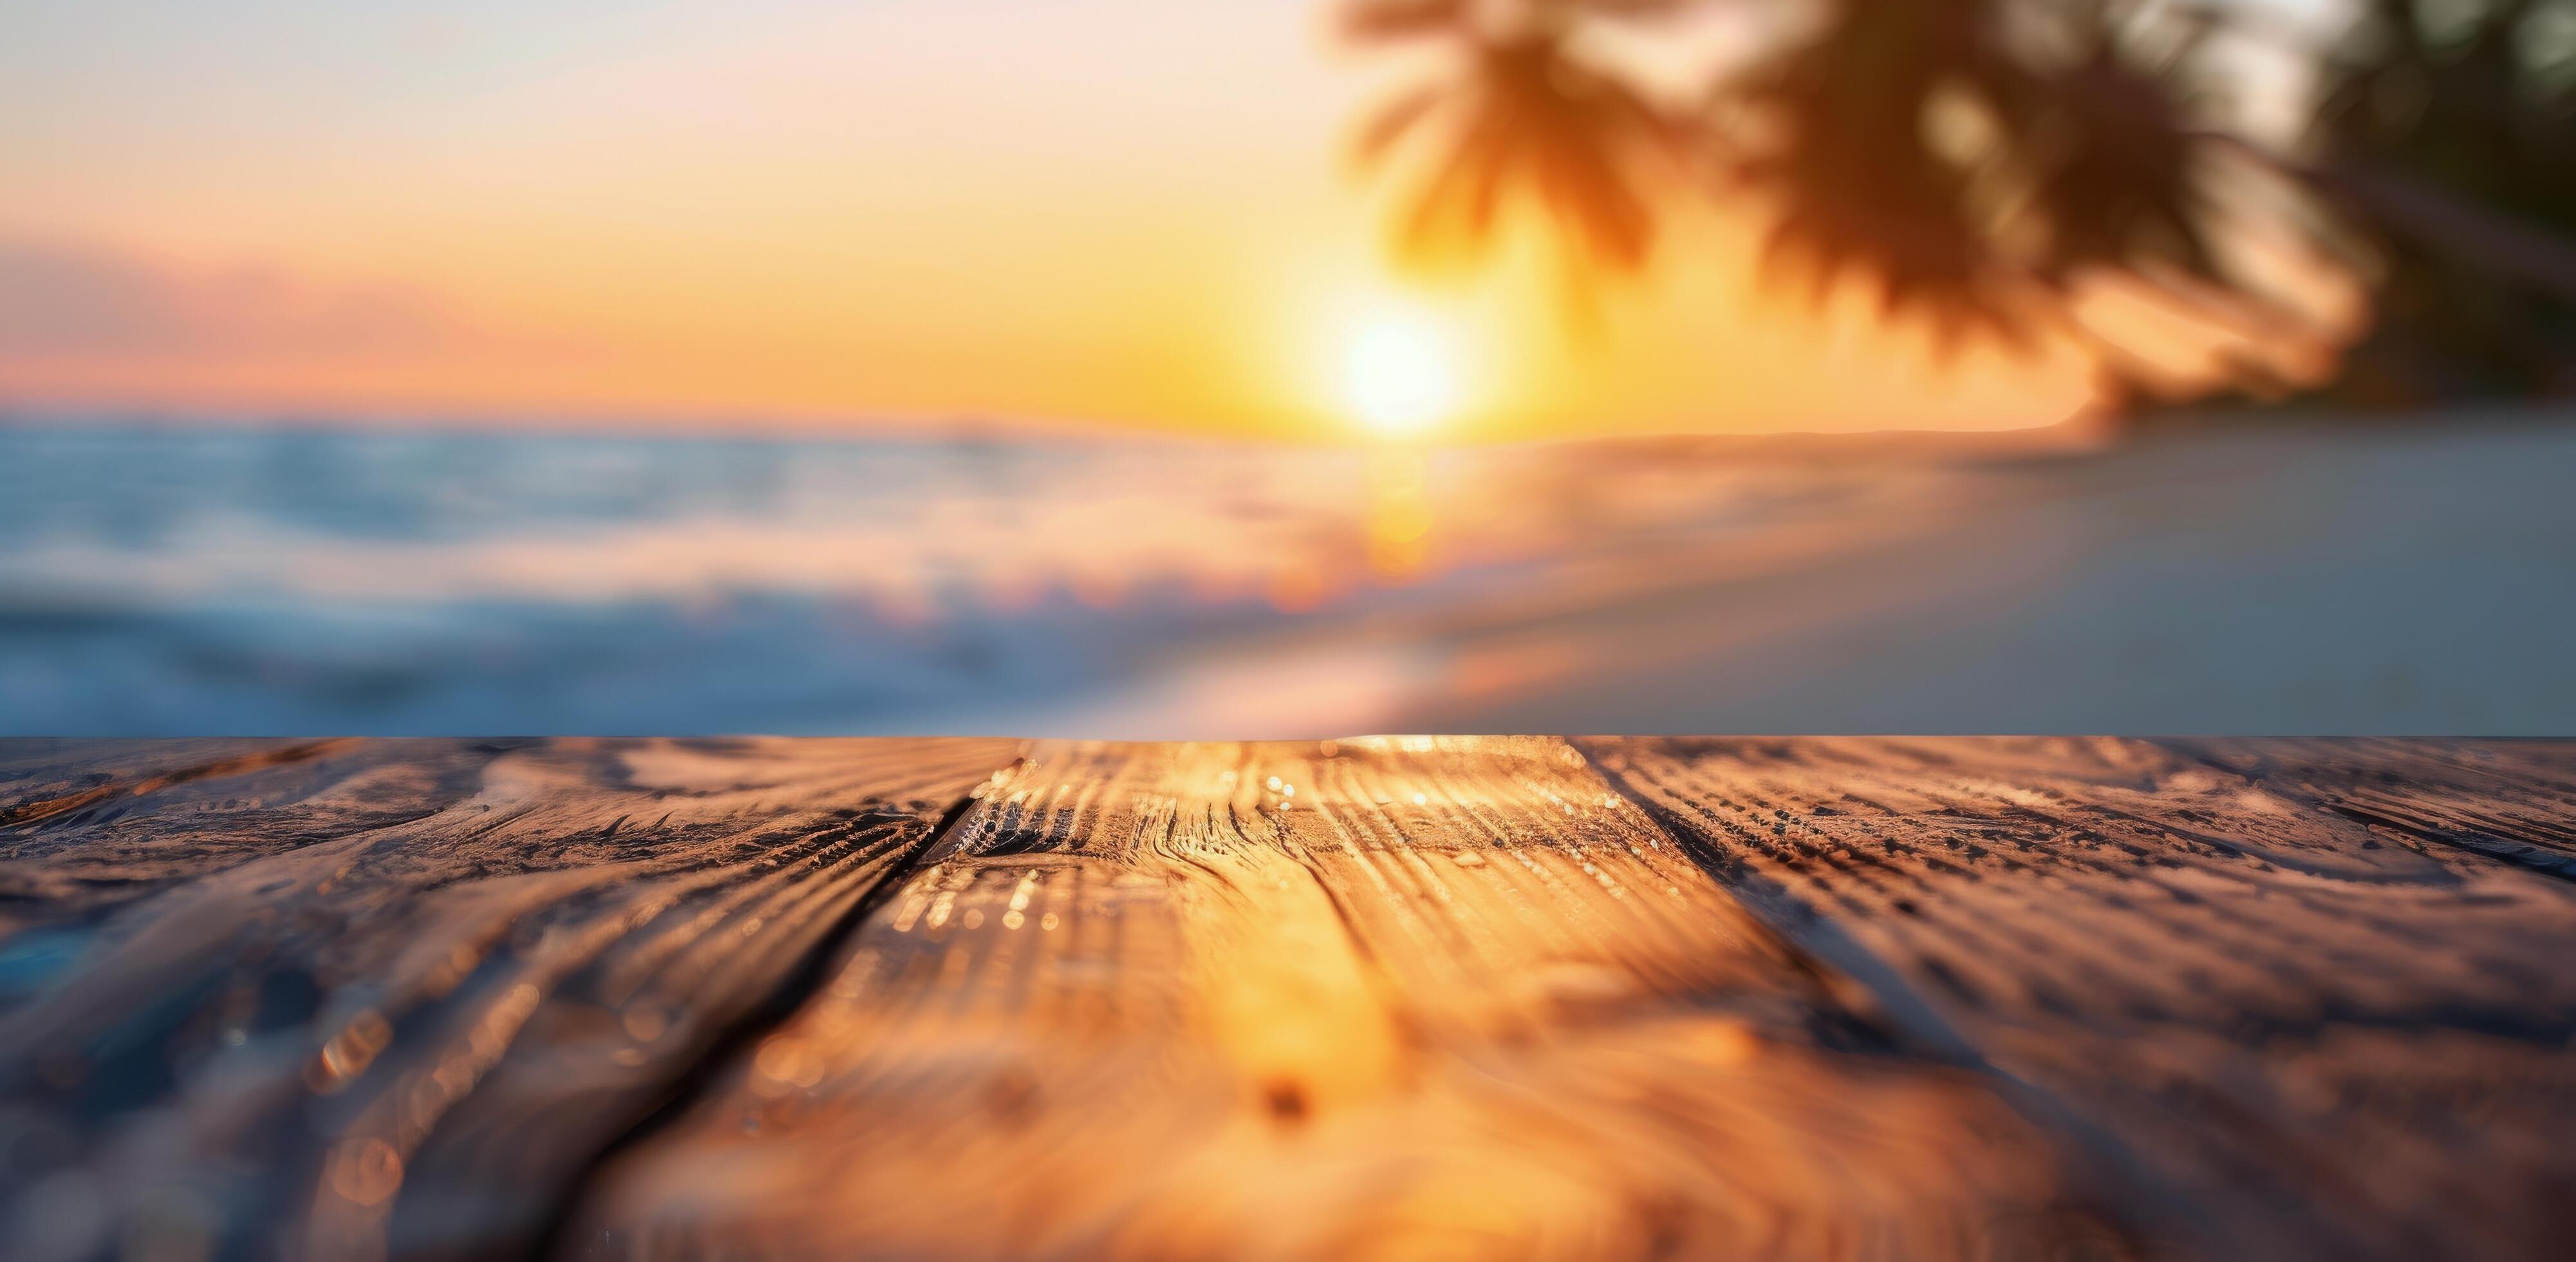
[2297,0,2576,402]
[1341,0,2576,411]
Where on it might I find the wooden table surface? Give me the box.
[3,737,2573,1261]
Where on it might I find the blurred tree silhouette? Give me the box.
[1344,0,2576,411]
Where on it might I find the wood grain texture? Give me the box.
[0,737,1022,1262]
[5,738,2573,1262]
[2173,738,2576,878]
[1578,737,2576,1260]
[0,739,406,914]
[566,739,2119,1261]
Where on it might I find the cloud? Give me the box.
[0,240,467,360]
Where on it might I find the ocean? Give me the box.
[5,417,2573,735]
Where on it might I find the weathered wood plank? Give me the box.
[2172,738,2576,878]
[0,739,353,831]
[1,740,503,928]
[10,737,2573,1262]
[1578,737,2576,1260]
[566,739,2118,1260]
[0,737,1021,1262]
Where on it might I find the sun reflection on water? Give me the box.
[1366,447,1436,581]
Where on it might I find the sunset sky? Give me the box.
[0,0,2340,441]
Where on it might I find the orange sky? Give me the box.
[0,0,2104,440]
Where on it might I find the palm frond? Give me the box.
[1376,29,1684,270]
[1341,0,1473,42]
[2009,37,2227,285]
[1351,83,1451,170]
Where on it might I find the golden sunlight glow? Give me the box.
[1341,310,1461,438]
[0,3,2101,437]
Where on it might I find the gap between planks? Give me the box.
[0,738,1027,1262]
[6,738,2575,1261]
[561,739,2130,1261]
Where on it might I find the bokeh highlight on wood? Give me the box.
[3,737,2571,1261]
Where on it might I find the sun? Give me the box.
[1341,309,1459,438]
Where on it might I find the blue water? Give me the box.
[8,417,2575,735]
[1,421,1400,733]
